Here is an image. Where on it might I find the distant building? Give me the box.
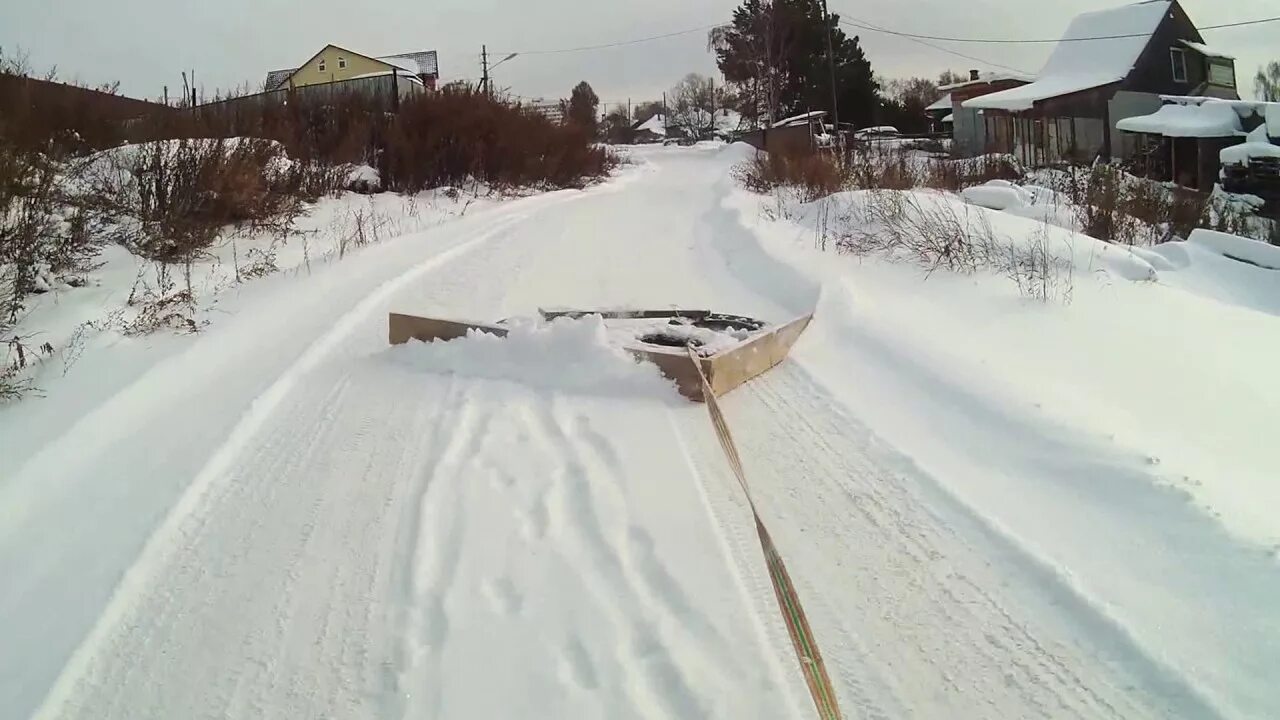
[1117,97,1278,196]
[264,44,439,92]
[925,93,954,134]
[524,99,565,124]
[938,71,1036,158]
[631,113,668,144]
[965,0,1238,166]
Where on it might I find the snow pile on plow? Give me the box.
[384,314,674,396]
[388,308,812,400]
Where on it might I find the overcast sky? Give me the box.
[2,0,1275,108]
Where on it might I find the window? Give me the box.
[1170,48,1187,83]
[338,57,346,69]
[318,58,326,72]
[1209,59,1236,88]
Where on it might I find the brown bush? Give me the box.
[1038,165,1263,245]
[74,138,342,261]
[736,145,850,201]
[381,87,615,192]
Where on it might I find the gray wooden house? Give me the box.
[965,0,1238,166]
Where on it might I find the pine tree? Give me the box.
[713,0,878,128]
[563,82,600,134]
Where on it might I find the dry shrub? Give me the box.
[837,145,1023,193]
[1039,165,1264,245]
[736,145,849,201]
[74,138,341,261]
[382,87,615,192]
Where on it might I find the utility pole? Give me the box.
[711,77,716,133]
[481,45,490,97]
[820,0,841,138]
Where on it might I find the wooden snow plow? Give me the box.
[387,308,812,401]
[388,305,842,719]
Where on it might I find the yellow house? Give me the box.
[264,44,439,91]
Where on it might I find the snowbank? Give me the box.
[850,188,1155,282]
[960,182,1033,211]
[76,138,288,174]
[730,175,1280,552]
[1185,228,1280,270]
[960,180,1077,231]
[1131,231,1280,317]
[384,316,675,397]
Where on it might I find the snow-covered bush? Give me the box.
[838,190,1074,301]
[72,138,343,262]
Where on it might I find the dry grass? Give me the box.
[839,190,1073,301]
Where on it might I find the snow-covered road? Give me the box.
[2,145,1276,719]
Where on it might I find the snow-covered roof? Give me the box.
[1180,40,1234,61]
[1116,101,1243,137]
[634,114,667,135]
[937,71,1035,92]
[926,94,953,112]
[967,1,1172,112]
[714,108,744,132]
[1159,96,1280,135]
[378,51,439,77]
[772,110,827,128]
[941,113,954,123]
[1221,126,1280,165]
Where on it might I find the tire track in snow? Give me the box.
[711,361,1208,719]
[399,393,492,718]
[32,360,452,719]
[30,208,543,720]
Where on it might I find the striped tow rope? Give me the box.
[687,347,843,720]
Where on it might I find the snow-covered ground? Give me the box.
[2,143,1278,719]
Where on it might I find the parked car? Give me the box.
[853,126,900,141]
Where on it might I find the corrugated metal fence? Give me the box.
[193,73,423,118]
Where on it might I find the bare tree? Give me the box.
[669,74,716,138]
[885,77,941,113]
[1256,61,1280,102]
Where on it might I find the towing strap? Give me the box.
[687,347,843,720]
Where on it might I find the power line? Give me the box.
[482,10,1276,74]
[837,14,1280,45]
[500,24,722,56]
[838,17,1030,74]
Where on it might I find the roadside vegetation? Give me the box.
[0,50,615,401]
[736,138,1277,304]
